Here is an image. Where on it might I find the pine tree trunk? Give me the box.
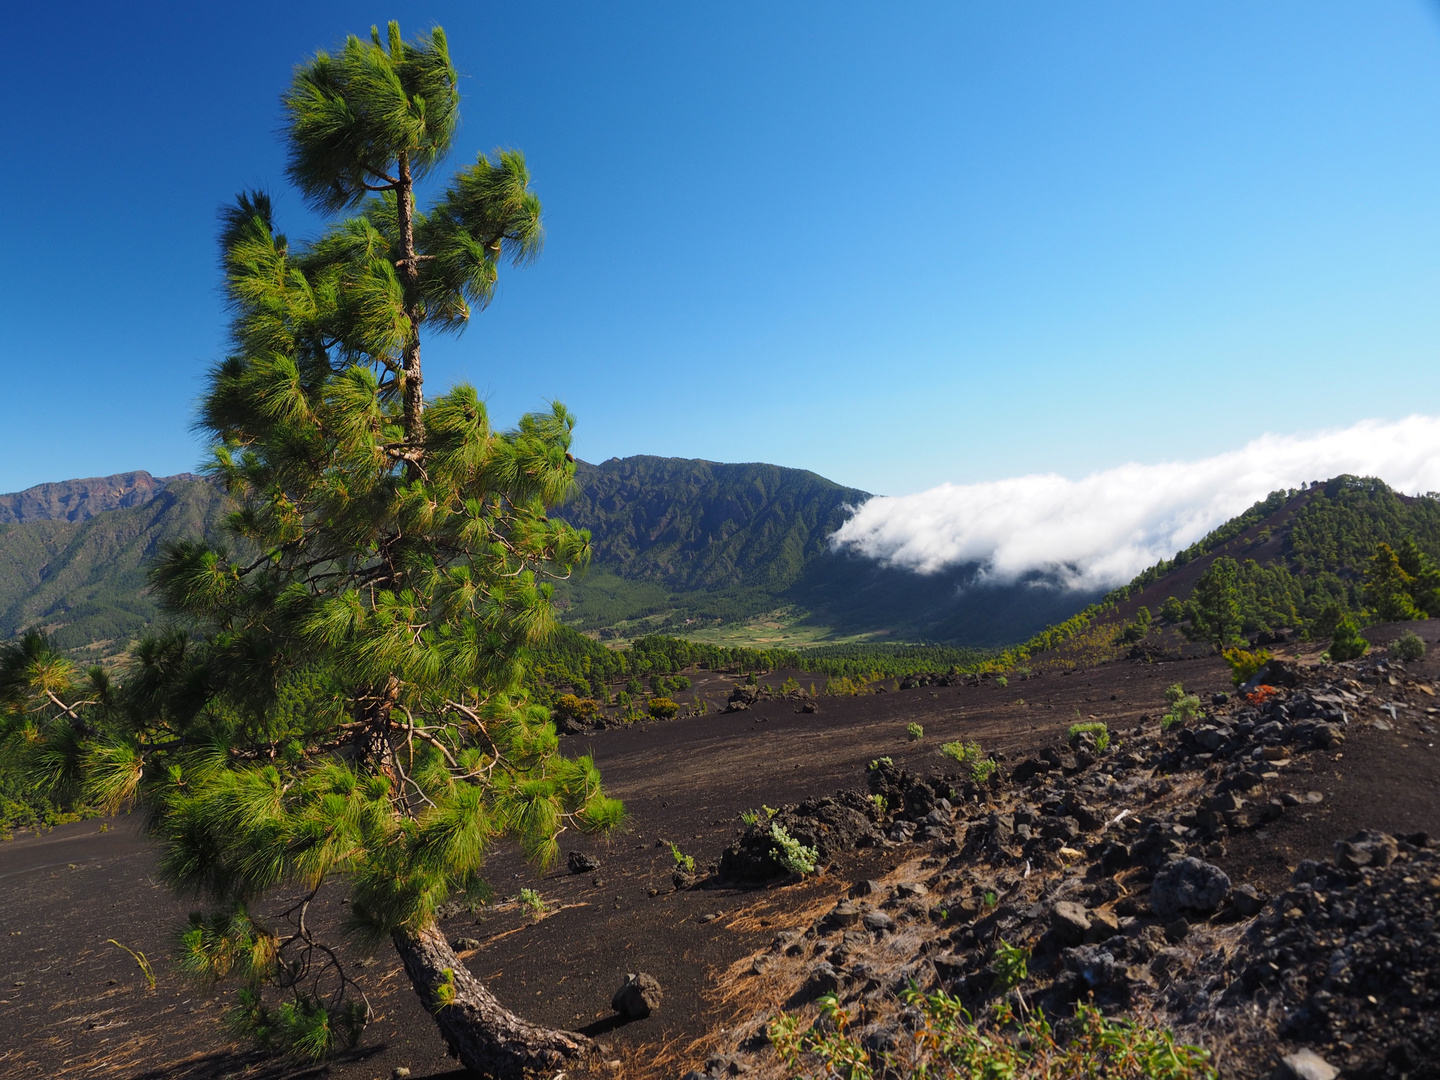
[390,922,592,1076]
[394,151,425,454]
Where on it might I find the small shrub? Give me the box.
[553,693,600,722]
[780,676,799,694]
[1392,630,1426,662]
[1067,720,1110,752]
[869,793,887,814]
[740,809,759,826]
[668,842,695,874]
[1329,617,1370,662]
[941,740,996,782]
[768,823,818,875]
[995,675,1009,688]
[1161,682,1202,729]
[907,722,924,741]
[990,939,1030,991]
[646,697,679,720]
[868,757,893,770]
[1221,647,1271,687]
[518,888,546,917]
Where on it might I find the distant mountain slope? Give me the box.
[23,462,1427,659]
[564,456,867,590]
[1004,474,1440,668]
[0,471,194,525]
[555,456,1105,646]
[0,478,229,654]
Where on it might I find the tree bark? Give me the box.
[391,921,592,1077]
[394,150,424,460]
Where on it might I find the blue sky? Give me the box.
[5,2,1440,496]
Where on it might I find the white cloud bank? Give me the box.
[831,415,1440,592]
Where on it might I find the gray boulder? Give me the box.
[612,971,662,1019]
[1150,857,1231,920]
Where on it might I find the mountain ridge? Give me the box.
[0,471,197,525]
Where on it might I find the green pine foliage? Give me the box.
[2,21,617,1071]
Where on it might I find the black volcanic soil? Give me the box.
[2,629,1438,1079]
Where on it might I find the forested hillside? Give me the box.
[986,474,1440,670]
[0,478,230,654]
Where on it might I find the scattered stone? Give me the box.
[1150,857,1231,920]
[448,936,482,952]
[392,1069,411,1079]
[568,851,601,874]
[862,910,895,933]
[611,972,662,1019]
[1051,900,1091,945]
[825,901,861,930]
[1230,884,1267,918]
[1277,1048,1339,1080]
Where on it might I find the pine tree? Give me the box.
[1365,542,1424,622]
[2,23,619,1076]
[1183,556,1244,650]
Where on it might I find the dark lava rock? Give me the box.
[1150,857,1231,920]
[448,936,482,951]
[1333,829,1399,871]
[1051,901,1091,945]
[567,850,601,874]
[611,972,662,1019]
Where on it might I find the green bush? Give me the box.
[995,675,1009,688]
[669,842,695,873]
[1161,683,1202,729]
[990,939,1030,991]
[553,693,601,721]
[1221,647,1271,687]
[1329,617,1369,662]
[1392,629,1426,662]
[941,740,996,782]
[646,696,680,720]
[1158,595,1186,624]
[1066,721,1110,752]
[769,823,818,875]
[906,722,924,741]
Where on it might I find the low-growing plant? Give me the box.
[553,693,601,722]
[990,939,1030,991]
[780,676,800,694]
[518,888,546,917]
[1392,629,1426,662]
[669,842,695,874]
[646,696,680,720]
[868,757,893,770]
[1161,682,1202,729]
[982,890,997,909]
[869,793,887,814]
[1329,616,1370,662]
[995,675,1009,688]
[108,938,156,990]
[769,823,818,875]
[740,809,759,826]
[769,988,1219,1080]
[1221,646,1271,687]
[1067,720,1110,752]
[940,740,995,781]
[907,722,924,741]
